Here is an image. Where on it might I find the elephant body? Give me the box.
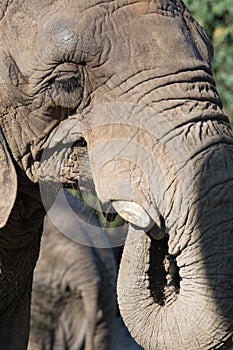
[0,1,232,349]
[29,193,117,350]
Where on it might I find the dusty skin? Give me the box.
[0,1,233,349]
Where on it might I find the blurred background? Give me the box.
[183,0,233,126]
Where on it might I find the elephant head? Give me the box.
[0,1,233,349]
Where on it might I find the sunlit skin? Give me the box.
[0,1,233,350]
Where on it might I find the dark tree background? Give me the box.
[183,0,233,126]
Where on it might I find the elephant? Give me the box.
[0,1,233,350]
[28,191,117,350]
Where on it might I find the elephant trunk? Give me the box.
[116,138,233,350]
[83,108,233,350]
[118,222,233,350]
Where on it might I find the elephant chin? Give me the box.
[117,225,233,350]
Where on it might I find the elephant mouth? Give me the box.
[37,112,167,246]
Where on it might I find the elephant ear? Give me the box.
[0,127,17,228]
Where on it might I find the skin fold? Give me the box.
[0,1,232,349]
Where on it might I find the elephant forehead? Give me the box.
[98,9,210,77]
[2,1,207,56]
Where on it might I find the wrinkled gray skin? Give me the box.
[0,1,233,350]
[28,194,117,350]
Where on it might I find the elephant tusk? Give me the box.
[112,200,152,229]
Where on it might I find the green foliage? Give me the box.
[183,0,233,126]
[66,188,124,229]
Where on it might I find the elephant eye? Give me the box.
[46,64,85,111]
[53,77,81,94]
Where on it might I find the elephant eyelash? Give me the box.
[52,77,82,93]
[48,61,86,93]
[46,74,84,111]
